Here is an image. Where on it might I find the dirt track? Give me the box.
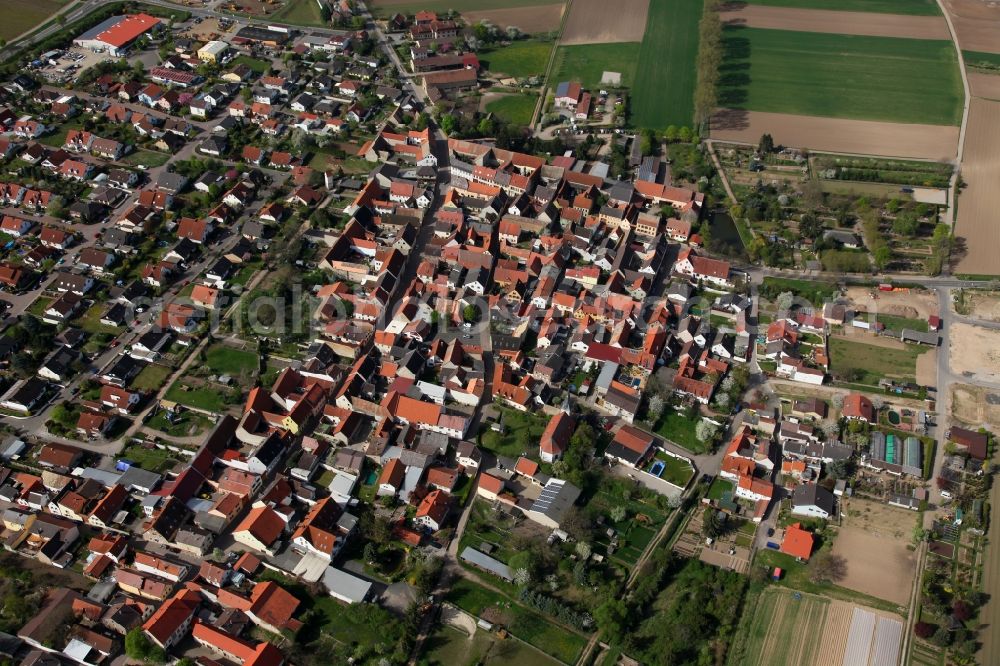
[720,4,949,39]
[711,109,959,160]
[461,4,565,33]
[953,97,1000,274]
[559,0,649,44]
[944,0,1000,54]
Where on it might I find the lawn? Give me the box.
[271,0,328,27]
[0,0,66,40]
[132,364,172,392]
[707,477,734,500]
[146,409,213,438]
[649,451,694,487]
[76,304,123,336]
[760,277,839,305]
[120,150,171,168]
[551,42,641,90]
[485,94,537,126]
[719,27,963,125]
[875,313,929,333]
[747,0,940,14]
[481,40,553,79]
[118,443,180,474]
[446,578,589,664]
[652,410,708,453]
[829,337,923,384]
[204,344,259,375]
[232,55,270,75]
[632,0,702,128]
[164,380,229,412]
[422,625,561,666]
[479,408,548,458]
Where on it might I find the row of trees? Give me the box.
[694,0,723,127]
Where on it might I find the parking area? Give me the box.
[34,46,115,84]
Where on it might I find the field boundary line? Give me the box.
[530,0,573,129]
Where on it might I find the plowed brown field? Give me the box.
[711,109,959,159]
[560,0,649,44]
[944,0,1000,54]
[953,97,1000,274]
[720,4,950,39]
[462,4,565,33]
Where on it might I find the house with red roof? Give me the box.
[74,14,162,56]
[415,489,450,532]
[232,504,286,554]
[842,393,874,423]
[377,458,405,496]
[605,425,653,468]
[780,523,814,560]
[540,410,575,463]
[142,587,200,650]
[191,622,285,666]
[476,473,506,502]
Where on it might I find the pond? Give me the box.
[888,410,901,425]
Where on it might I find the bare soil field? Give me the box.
[944,0,1000,53]
[916,348,938,386]
[969,72,1000,101]
[955,290,1000,321]
[560,0,649,44]
[711,109,959,160]
[845,286,939,320]
[954,98,1000,275]
[720,4,949,39]
[182,18,231,41]
[950,383,1000,430]
[831,331,907,350]
[949,322,1000,380]
[832,499,917,606]
[462,4,565,33]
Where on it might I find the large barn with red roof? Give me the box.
[74,14,161,56]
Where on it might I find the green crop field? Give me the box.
[829,336,924,384]
[632,0,702,128]
[271,0,328,27]
[551,42,641,90]
[481,40,553,79]
[485,94,538,126]
[964,50,1000,71]
[1,0,67,41]
[371,0,561,16]
[719,27,962,125]
[746,0,940,15]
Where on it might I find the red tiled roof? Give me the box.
[780,523,814,560]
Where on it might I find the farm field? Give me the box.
[952,97,1000,275]
[710,110,959,160]
[0,0,66,41]
[485,93,538,126]
[719,5,949,39]
[631,0,702,128]
[481,40,553,78]
[270,0,327,27]
[461,5,565,33]
[944,0,1000,54]
[746,0,940,14]
[371,0,562,16]
[968,72,1000,101]
[736,588,833,666]
[829,336,924,384]
[718,28,963,126]
[551,42,640,89]
[559,0,649,45]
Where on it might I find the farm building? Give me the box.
[460,546,512,582]
[791,484,834,519]
[949,426,988,461]
[866,432,922,477]
[74,14,161,56]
